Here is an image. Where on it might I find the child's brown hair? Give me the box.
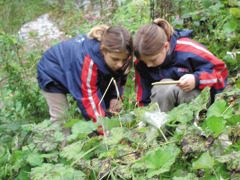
[133,18,174,59]
[88,25,133,74]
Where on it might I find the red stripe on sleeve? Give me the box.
[81,55,97,120]
[134,59,143,103]
[90,63,105,117]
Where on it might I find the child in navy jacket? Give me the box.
[37,25,133,138]
[133,18,227,112]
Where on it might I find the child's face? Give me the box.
[102,51,129,72]
[140,42,170,68]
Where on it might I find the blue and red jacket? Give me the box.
[37,34,127,121]
[135,29,228,107]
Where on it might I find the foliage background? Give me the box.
[0,0,240,179]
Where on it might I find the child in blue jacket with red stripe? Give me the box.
[37,25,133,140]
[133,18,227,112]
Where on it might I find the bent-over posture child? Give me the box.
[37,25,133,143]
[133,18,227,112]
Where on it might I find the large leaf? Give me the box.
[97,112,135,131]
[26,152,44,166]
[168,103,193,125]
[105,127,126,145]
[144,144,180,178]
[168,87,210,125]
[71,120,98,135]
[202,116,226,138]
[29,163,86,180]
[222,20,238,34]
[60,141,85,161]
[181,127,214,154]
[22,120,65,152]
[230,8,240,18]
[97,116,122,130]
[189,87,210,115]
[207,100,234,119]
[192,151,214,169]
[227,115,240,126]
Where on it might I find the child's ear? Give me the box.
[164,42,170,51]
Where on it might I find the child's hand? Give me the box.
[178,74,195,91]
[108,99,122,114]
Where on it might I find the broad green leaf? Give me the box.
[202,116,226,138]
[192,152,214,169]
[26,152,44,166]
[105,127,126,145]
[97,112,135,131]
[222,20,238,34]
[97,116,121,130]
[60,141,84,161]
[173,173,198,180]
[230,8,240,18]
[189,87,210,117]
[144,144,180,178]
[71,121,98,135]
[168,103,193,125]
[207,100,233,119]
[227,115,240,125]
[40,150,59,163]
[29,163,86,180]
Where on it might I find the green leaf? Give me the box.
[144,144,180,178]
[168,104,193,125]
[207,100,233,119]
[26,152,44,166]
[105,127,126,145]
[71,121,98,135]
[222,20,238,34]
[29,163,86,179]
[192,152,214,169]
[64,119,81,128]
[60,141,84,161]
[97,116,121,130]
[202,116,226,138]
[189,87,211,116]
[230,8,240,18]
[227,115,240,126]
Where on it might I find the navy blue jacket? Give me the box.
[37,34,127,121]
[135,29,228,106]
